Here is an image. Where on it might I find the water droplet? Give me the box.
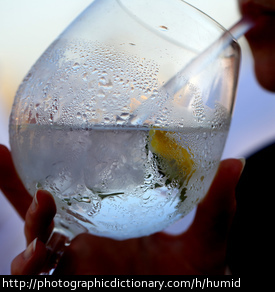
[118,78,124,84]
[82,72,88,81]
[97,89,105,98]
[153,89,159,95]
[99,77,106,85]
[120,113,129,120]
[104,117,111,123]
[159,25,168,31]
[116,115,125,125]
[72,62,80,70]
[101,80,113,89]
[82,114,87,122]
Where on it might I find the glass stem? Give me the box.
[40,231,70,275]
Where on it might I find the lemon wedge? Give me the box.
[149,129,195,186]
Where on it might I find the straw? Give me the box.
[130,16,255,125]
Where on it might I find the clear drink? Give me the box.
[10,123,227,239]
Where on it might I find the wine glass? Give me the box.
[9,0,241,272]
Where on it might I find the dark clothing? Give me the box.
[227,142,275,274]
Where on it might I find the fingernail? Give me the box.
[239,157,246,173]
[23,238,37,260]
[30,191,39,212]
[236,157,246,180]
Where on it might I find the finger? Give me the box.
[24,190,56,245]
[194,159,244,235]
[54,233,123,275]
[55,233,143,275]
[0,144,32,219]
[11,238,47,275]
[183,158,244,274]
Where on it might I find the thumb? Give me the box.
[11,238,47,275]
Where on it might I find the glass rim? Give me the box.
[116,0,238,51]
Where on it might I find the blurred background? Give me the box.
[1,0,275,275]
